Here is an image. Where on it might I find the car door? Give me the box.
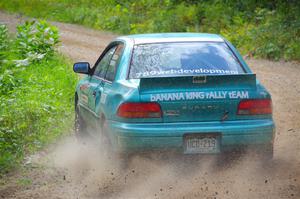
[85,45,117,130]
[100,44,124,120]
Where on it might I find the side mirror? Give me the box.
[73,62,91,75]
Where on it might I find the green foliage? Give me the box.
[244,8,300,60]
[15,20,59,65]
[17,178,32,186]
[0,22,77,174]
[0,24,9,60]
[0,0,299,60]
[0,69,20,95]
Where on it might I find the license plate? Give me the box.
[184,134,220,154]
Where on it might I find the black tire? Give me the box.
[74,95,88,142]
[259,144,274,162]
[247,144,274,163]
[98,118,112,153]
[101,118,130,169]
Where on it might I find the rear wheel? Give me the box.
[98,117,111,154]
[245,144,274,163]
[259,144,274,162]
[100,118,130,169]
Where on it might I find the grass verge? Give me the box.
[0,22,77,174]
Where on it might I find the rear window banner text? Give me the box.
[136,68,239,78]
[150,91,249,102]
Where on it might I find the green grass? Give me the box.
[0,0,299,61]
[0,54,77,174]
[0,22,77,174]
[17,178,32,186]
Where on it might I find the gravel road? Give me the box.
[0,11,300,199]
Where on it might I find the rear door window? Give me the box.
[129,42,245,79]
[105,44,124,81]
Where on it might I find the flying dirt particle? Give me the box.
[215,192,218,195]
[291,194,294,197]
[226,190,229,194]
[160,188,163,192]
[289,184,296,190]
[63,175,66,180]
[169,186,173,190]
[294,179,297,182]
[132,169,135,173]
[288,128,294,131]
[265,180,268,183]
[111,172,114,175]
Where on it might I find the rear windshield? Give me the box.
[129,42,245,78]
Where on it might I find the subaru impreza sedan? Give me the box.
[73,33,275,158]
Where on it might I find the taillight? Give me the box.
[117,102,162,118]
[237,99,272,115]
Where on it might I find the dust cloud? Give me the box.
[42,134,300,199]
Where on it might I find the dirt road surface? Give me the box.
[1,11,300,199]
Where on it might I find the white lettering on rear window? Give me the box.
[136,68,239,78]
[150,91,249,101]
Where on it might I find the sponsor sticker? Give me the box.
[100,93,107,104]
[81,94,88,104]
[136,68,239,78]
[150,91,249,102]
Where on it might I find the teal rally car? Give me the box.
[73,33,275,158]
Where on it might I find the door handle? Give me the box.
[92,91,97,97]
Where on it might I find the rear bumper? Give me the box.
[106,119,275,152]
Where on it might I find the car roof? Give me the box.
[117,33,224,44]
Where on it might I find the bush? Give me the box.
[15,20,59,66]
[0,21,77,174]
[0,24,9,61]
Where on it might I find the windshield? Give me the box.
[129,42,245,78]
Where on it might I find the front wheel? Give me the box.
[74,96,88,141]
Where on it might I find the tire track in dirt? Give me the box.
[1,11,300,199]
